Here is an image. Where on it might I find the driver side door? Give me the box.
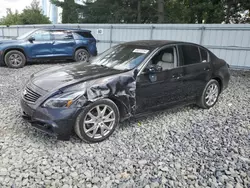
[135,46,185,114]
[26,30,53,59]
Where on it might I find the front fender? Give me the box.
[76,70,137,119]
[2,46,28,59]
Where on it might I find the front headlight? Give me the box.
[42,91,85,108]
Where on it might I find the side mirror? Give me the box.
[28,36,35,42]
[145,64,162,73]
[145,65,162,82]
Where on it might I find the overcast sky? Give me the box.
[0,0,33,18]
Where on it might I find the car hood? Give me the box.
[0,39,19,44]
[30,63,124,92]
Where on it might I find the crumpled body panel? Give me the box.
[77,70,138,118]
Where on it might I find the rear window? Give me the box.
[76,32,94,38]
[200,48,209,62]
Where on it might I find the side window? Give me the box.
[181,45,201,65]
[76,32,94,38]
[52,31,73,40]
[144,47,177,71]
[200,48,209,62]
[31,30,50,41]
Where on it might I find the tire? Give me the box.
[4,50,26,68]
[197,79,220,109]
[74,99,120,143]
[74,49,89,63]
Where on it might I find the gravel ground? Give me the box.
[0,63,250,188]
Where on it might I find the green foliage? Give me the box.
[223,0,250,23]
[79,0,250,24]
[47,0,250,24]
[0,0,51,26]
[178,0,225,23]
[51,0,80,23]
[19,0,51,24]
[0,9,22,25]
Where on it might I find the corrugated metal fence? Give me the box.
[0,24,250,69]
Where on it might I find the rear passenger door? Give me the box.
[51,30,76,57]
[178,44,212,100]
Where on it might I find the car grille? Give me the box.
[23,87,41,103]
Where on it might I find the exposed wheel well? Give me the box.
[212,77,223,93]
[109,97,129,122]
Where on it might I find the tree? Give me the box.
[0,0,51,25]
[19,0,51,24]
[0,9,21,25]
[179,0,224,23]
[223,0,250,23]
[51,0,80,23]
[78,0,250,24]
[80,0,157,23]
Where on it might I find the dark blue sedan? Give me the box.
[21,40,230,143]
[0,28,97,68]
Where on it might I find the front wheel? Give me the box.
[74,49,89,63]
[197,79,220,109]
[74,99,120,143]
[4,50,26,68]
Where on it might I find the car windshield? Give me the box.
[91,45,151,70]
[16,30,36,40]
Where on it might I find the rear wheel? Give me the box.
[4,50,26,68]
[74,49,89,63]
[74,99,120,143]
[197,79,220,109]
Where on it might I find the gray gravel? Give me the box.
[0,63,250,188]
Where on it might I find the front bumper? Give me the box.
[20,98,78,140]
[0,51,5,66]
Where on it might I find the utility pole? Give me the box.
[137,0,141,23]
[157,0,164,23]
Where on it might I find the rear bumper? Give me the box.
[91,50,97,56]
[20,98,78,140]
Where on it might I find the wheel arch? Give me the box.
[108,97,130,122]
[74,46,89,54]
[3,48,27,60]
[212,77,223,93]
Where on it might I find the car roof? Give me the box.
[41,28,91,32]
[122,40,200,49]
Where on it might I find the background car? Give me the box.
[21,40,230,143]
[0,28,97,68]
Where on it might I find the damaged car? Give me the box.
[21,40,230,143]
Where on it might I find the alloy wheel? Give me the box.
[9,54,23,66]
[205,83,219,106]
[78,52,88,62]
[83,105,115,139]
